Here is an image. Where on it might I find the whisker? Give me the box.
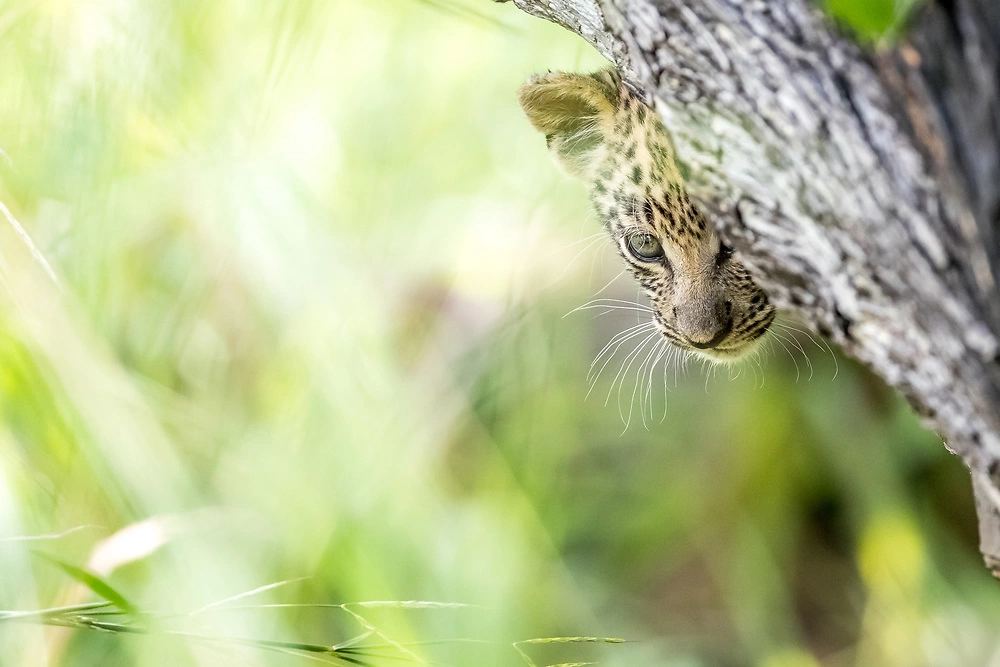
[742,351,755,386]
[576,297,654,310]
[681,349,693,381]
[637,339,665,430]
[646,340,668,425]
[771,324,814,380]
[588,322,653,379]
[554,233,608,281]
[568,305,655,321]
[746,348,759,388]
[629,339,659,431]
[587,324,656,399]
[589,269,627,300]
[612,331,658,414]
[636,340,654,430]
[660,345,676,422]
[559,230,606,250]
[609,331,657,416]
[774,320,839,380]
[768,329,800,381]
[565,299,653,319]
[571,303,654,314]
[752,347,766,389]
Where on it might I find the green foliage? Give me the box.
[825,0,923,42]
[0,0,996,666]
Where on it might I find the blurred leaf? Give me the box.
[34,552,137,616]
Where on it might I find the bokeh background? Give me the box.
[1,0,997,665]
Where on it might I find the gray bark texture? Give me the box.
[498,0,1000,574]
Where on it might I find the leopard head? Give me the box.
[519,69,775,361]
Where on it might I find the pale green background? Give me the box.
[0,1,995,666]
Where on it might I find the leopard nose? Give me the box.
[687,319,733,349]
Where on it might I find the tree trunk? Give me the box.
[498,0,1000,574]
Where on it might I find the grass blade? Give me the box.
[35,552,137,615]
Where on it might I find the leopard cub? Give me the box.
[519,69,775,361]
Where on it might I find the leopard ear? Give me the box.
[518,69,620,179]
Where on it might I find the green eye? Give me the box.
[626,233,663,261]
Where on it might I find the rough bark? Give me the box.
[498,0,1000,574]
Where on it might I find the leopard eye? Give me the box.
[716,242,734,266]
[626,233,664,262]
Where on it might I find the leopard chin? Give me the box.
[689,331,772,363]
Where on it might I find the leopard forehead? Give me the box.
[590,92,710,257]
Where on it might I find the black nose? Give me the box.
[688,319,733,349]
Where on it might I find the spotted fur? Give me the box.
[519,68,775,361]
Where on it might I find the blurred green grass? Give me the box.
[1,0,998,666]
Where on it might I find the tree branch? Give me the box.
[501,0,1000,573]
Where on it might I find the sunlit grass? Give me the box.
[0,567,627,666]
